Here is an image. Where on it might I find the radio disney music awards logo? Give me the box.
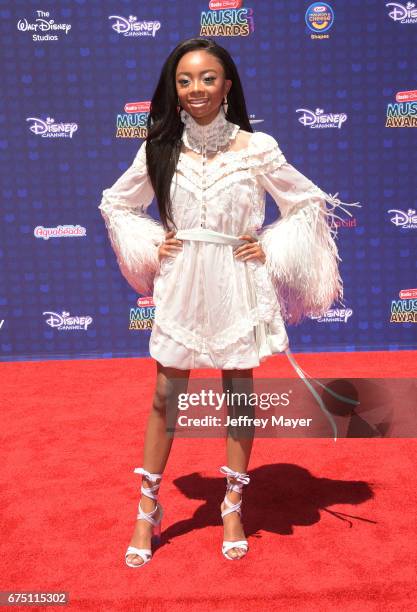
[201,1,254,37]
[388,208,417,229]
[26,116,78,139]
[43,311,93,331]
[390,289,417,323]
[116,101,150,139]
[296,107,347,129]
[386,2,417,23]
[17,9,71,41]
[130,297,155,330]
[385,89,417,127]
[305,2,335,39]
[108,14,161,37]
[309,308,353,323]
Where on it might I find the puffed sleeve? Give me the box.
[250,132,361,325]
[98,140,165,295]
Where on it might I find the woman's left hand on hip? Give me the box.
[234,234,266,264]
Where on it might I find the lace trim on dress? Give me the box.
[247,261,280,322]
[155,304,273,352]
[180,106,240,154]
[177,139,287,191]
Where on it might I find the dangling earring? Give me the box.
[222,95,228,115]
[177,96,181,114]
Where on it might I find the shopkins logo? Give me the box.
[305,2,335,38]
[388,208,417,228]
[201,0,254,37]
[109,14,161,37]
[117,101,150,139]
[386,2,417,23]
[26,116,78,138]
[385,90,417,127]
[17,9,71,41]
[130,297,155,330]
[43,311,93,330]
[296,107,347,129]
[390,289,417,323]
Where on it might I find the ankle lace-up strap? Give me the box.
[220,466,250,519]
[134,467,163,483]
[134,467,163,501]
[137,501,160,525]
[219,466,250,484]
[220,465,250,493]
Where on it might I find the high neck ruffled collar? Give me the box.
[180,106,240,154]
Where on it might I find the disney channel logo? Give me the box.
[386,2,417,23]
[26,116,78,138]
[43,311,93,330]
[296,107,347,129]
[109,14,161,37]
[309,308,353,323]
[388,208,417,228]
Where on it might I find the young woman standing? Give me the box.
[99,37,360,567]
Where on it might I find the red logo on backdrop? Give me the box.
[399,288,417,299]
[209,0,242,9]
[395,90,417,103]
[124,101,151,114]
[137,296,155,307]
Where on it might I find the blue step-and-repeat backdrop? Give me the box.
[1,0,416,362]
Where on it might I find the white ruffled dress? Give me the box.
[99,108,359,371]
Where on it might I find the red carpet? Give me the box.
[2,351,417,611]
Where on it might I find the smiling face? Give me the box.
[175,50,232,125]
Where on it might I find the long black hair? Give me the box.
[145,37,253,230]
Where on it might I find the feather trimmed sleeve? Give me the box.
[98,140,165,295]
[250,132,361,325]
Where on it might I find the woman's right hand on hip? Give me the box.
[158,230,183,263]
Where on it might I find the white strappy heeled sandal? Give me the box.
[125,467,164,568]
[219,465,251,560]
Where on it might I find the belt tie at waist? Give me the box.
[175,228,248,246]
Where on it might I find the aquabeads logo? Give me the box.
[34,225,87,239]
[201,1,254,37]
[385,90,417,127]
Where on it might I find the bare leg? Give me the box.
[221,368,254,559]
[126,361,190,566]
